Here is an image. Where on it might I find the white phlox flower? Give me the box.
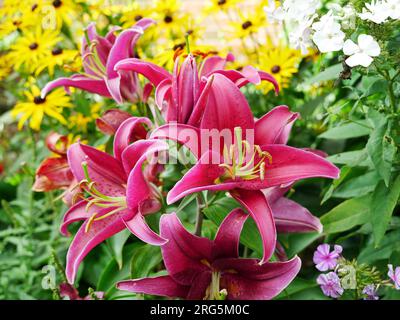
[343,34,381,67]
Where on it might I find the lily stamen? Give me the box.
[218,127,273,182]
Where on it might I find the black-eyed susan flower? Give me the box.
[203,0,241,13]
[36,47,79,76]
[227,9,266,40]
[120,2,153,29]
[43,0,79,28]
[257,45,302,92]
[151,0,188,38]
[12,85,71,130]
[7,26,61,75]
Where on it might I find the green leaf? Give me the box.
[370,175,400,247]
[366,111,396,186]
[319,121,372,140]
[97,243,143,295]
[358,229,400,264]
[280,233,320,257]
[304,64,342,85]
[327,149,372,167]
[332,171,380,199]
[320,195,371,234]
[130,245,162,279]
[321,166,351,204]
[106,229,131,269]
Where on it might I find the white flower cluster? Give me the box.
[359,0,400,24]
[264,0,400,68]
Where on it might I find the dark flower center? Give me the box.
[52,48,63,55]
[52,0,62,8]
[34,96,46,104]
[164,15,173,23]
[13,20,22,26]
[31,4,38,11]
[29,43,39,50]
[186,29,193,35]
[173,43,185,51]
[241,21,252,30]
[271,65,281,74]
[218,0,227,5]
[134,15,143,22]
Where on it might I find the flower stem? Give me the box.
[194,194,204,236]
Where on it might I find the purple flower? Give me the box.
[313,244,343,271]
[362,284,379,300]
[388,264,400,290]
[317,272,344,298]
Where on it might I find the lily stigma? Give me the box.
[79,161,127,233]
[218,127,273,182]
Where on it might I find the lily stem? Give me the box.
[194,194,204,236]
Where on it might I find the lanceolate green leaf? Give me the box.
[332,171,380,199]
[320,195,371,234]
[366,110,396,186]
[319,121,372,140]
[358,229,400,264]
[371,175,400,247]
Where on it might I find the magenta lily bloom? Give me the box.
[61,117,169,284]
[264,185,323,234]
[41,19,155,104]
[151,76,339,263]
[114,52,279,124]
[117,210,301,300]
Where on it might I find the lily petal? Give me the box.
[65,209,130,284]
[255,106,299,145]
[115,58,171,87]
[213,209,248,260]
[264,187,323,233]
[113,117,152,161]
[117,275,189,298]
[123,213,167,245]
[150,123,201,159]
[231,189,276,264]
[60,200,95,236]
[41,75,111,99]
[96,109,132,135]
[160,213,213,285]
[200,73,255,132]
[216,256,301,300]
[67,143,126,196]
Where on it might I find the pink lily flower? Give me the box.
[150,76,339,263]
[61,117,169,284]
[41,19,155,104]
[264,184,323,234]
[117,210,301,300]
[59,283,104,300]
[114,52,279,124]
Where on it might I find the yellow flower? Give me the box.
[12,85,72,131]
[7,26,61,75]
[36,47,79,76]
[120,3,153,29]
[42,0,79,28]
[0,2,38,37]
[226,9,266,40]
[257,45,302,92]
[0,55,12,80]
[151,0,188,38]
[203,0,241,13]
[68,103,101,133]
